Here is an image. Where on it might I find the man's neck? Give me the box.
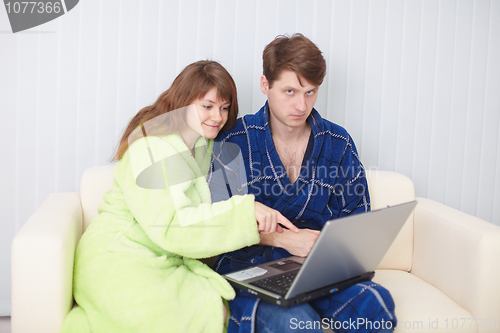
[269,115,310,143]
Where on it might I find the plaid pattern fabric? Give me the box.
[209,103,396,333]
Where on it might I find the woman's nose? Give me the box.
[211,108,222,122]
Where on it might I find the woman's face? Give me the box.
[184,86,230,142]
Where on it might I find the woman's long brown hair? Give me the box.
[112,60,239,161]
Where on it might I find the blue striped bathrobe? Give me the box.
[208,102,396,333]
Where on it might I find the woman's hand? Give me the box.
[254,202,299,234]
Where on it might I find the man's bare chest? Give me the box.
[275,141,307,184]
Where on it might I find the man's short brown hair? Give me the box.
[263,33,326,88]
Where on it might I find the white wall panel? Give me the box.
[461,0,488,217]
[395,0,421,177]
[478,0,500,224]
[445,0,473,210]
[35,25,59,225]
[232,0,258,116]
[327,0,350,127]
[1,0,499,317]
[0,17,17,316]
[95,0,121,164]
[379,0,404,173]
[363,0,388,168]
[55,8,79,193]
[412,0,439,202]
[426,0,455,205]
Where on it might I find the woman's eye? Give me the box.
[221,106,230,112]
[203,105,212,109]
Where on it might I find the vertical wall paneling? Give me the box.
[343,0,368,148]
[476,0,500,223]
[362,0,386,169]
[327,0,350,127]
[412,0,439,199]
[96,0,121,163]
[311,0,333,121]
[196,0,216,62]
[1,0,499,318]
[378,0,403,172]
[16,33,38,229]
[213,0,236,72]
[461,0,490,217]
[395,0,421,178]
[444,0,473,210]
[0,16,18,316]
[250,1,276,112]
[136,0,160,110]
[115,0,140,136]
[177,2,198,73]
[426,0,456,204]
[155,1,180,121]
[295,0,314,40]
[35,22,58,208]
[55,5,79,193]
[75,0,99,179]
[232,0,257,116]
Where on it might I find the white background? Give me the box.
[0,0,499,316]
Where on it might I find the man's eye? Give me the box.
[306,91,315,96]
[286,90,293,95]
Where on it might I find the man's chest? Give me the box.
[274,141,307,184]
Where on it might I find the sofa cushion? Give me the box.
[374,270,474,333]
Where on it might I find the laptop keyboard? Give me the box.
[250,271,298,296]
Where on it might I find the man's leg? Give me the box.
[310,282,396,333]
[256,301,323,333]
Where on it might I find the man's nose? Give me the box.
[296,95,306,112]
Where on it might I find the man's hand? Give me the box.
[259,228,320,257]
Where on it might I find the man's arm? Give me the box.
[259,228,320,257]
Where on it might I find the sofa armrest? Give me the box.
[11,192,83,333]
[412,197,500,330]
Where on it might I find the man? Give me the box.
[210,34,395,333]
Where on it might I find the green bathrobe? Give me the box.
[61,134,261,333]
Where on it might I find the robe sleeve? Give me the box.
[113,136,261,259]
[333,134,371,217]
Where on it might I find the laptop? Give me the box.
[223,200,417,308]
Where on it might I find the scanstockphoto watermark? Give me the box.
[290,317,499,331]
[289,317,393,331]
[3,0,80,33]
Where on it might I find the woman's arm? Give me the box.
[116,136,261,259]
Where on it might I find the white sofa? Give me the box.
[11,166,500,333]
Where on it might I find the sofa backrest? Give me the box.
[80,166,416,271]
[366,169,415,271]
[80,165,115,232]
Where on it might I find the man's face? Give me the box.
[261,70,319,131]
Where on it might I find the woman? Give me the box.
[61,61,297,333]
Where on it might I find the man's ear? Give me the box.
[260,75,269,95]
